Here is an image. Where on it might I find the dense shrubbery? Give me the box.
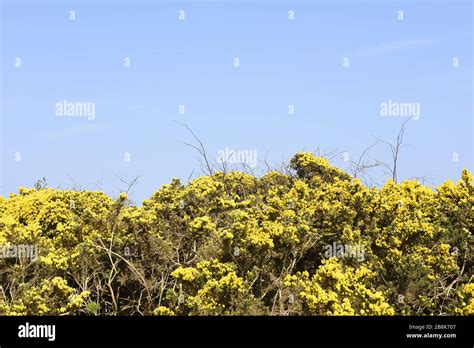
[0,153,472,315]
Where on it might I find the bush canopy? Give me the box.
[0,153,472,316]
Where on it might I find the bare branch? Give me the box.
[174,121,214,176]
[373,118,411,183]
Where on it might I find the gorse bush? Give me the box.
[0,153,472,316]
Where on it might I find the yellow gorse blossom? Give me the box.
[0,153,471,316]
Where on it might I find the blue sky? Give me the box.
[1,0,472,204]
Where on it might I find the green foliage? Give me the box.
[0,153,472,315]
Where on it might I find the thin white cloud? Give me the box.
[352,36,444,57]
[43,123,103,139]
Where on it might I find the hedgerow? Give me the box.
[0,153,472,315]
